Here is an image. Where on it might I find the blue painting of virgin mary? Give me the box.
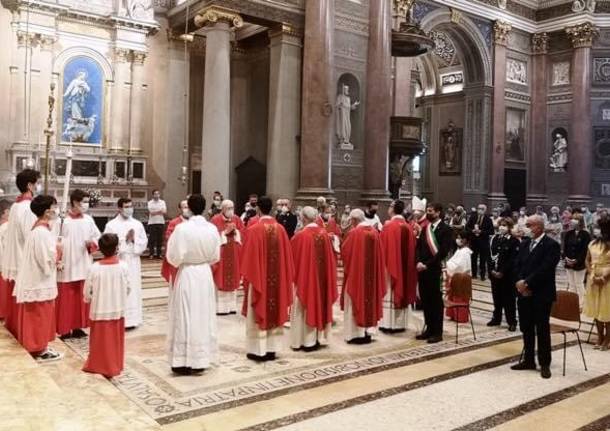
[62,56,103,145]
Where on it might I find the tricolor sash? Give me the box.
[425,224,439,257]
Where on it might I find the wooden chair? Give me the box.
[550,291,588,376]
[443,272,476,344]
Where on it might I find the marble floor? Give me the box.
[1,260,609,431]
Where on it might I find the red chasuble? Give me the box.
[381,217,418,308]
[161,216,184,284]
[341,225,386,328]
[241,217,295,330]
[315,215,341,238]
[291,225,338,330]
[211,214,245,291]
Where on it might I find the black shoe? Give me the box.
[427,335,443,344]
[264,352,277,361]
[487,320,501,327]
[126,326,137,331]
[247,353,267,362]
[59,333,72,341]
[216,312,231,316]
[480,276,486,281]
[510,361,537,371]
[508,324,517,332]
[380,327,406,334]
[190,368,206,375]
[171,367,192,375]
[229,311,237,315]
[347,335,372,345]
[71,328,88,338]
[415,332,430,340]
[303,342,321,352]
[540,366,551,379]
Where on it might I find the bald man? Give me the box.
[511,215,560,379]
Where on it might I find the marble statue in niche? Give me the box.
[62,56,103,145]
[124,0,153,20]
[552,62,570,86]
[336,84,360,150]
[549,128,568,172]
[572,0,596,13]
[506,59,527,84]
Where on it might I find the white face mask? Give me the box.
[570,219,579,228]
[34,183,43,195]
[593,228,602,238]
[182,209,192,219]
[456,238,464,247]
[281,206,289,214]
[522,227,533,238]
[80,202,90,213]
[122,207,134,218]
[48,207,59,220]
[224,209,234,219]
[498,225,509,235]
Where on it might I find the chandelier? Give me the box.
[392,0,435,57]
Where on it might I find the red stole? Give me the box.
[241,217,295,330]
[381,218,417,308]
[292,226,337,330]
[161,216,184,283]
[341,225,386,327]
[211,214,245,291]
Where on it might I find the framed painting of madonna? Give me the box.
[61,56,104,146]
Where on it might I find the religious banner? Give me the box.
[438,121,462,176]
[61,56,104,146]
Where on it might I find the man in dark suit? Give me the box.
[511,215,561,379]
[416,202,454,343]
[466,204,495,280]
[276,198,298,238]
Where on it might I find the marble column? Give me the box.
[489,21,511,206]
[110,48,131,153]
[266,25,302,201]
[362,0,392,201]
[129,51,146,155]
[196,6,243,200]
[528,32,549,206]
[9,31,28,144]
[566,23,597,205]
[296,0,335,200]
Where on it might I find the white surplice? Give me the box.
[1,199,37,281]
[84,261,130,320]
[104,215,147,327]
[54,214,101,283]
[166,215,220,369]
[446,247,473,276]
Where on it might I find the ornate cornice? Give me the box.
[493,20,512,46]
[268,22,303,39]
[566,22,598,49]
[531,32,549,55]
[194,6,244,29]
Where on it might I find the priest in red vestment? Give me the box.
[380,200,417,333]
[290,206,337,351]
[211,199,245,315]
[316,204,341,253]
[341,208,386,344]
[160,199,189,286]
[241,196,295,361]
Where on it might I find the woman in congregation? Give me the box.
[562,213,591,310]
[546,206,563,245]
[445,231,473,323]
[584,218,610,350]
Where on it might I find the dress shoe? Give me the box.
[486,320,501,327]
[71,328,88,338]
[347,335,372,345]
[303,342,321,352]
[380,327,406,334]
[510,362,536,371]
[246,353,267,362]
[59,333,72,341]
[190,368,206,375]
[540,366,552,379]
[427,335,443,344]
[508,324,517,332]
[415,332,430,340]
[264,352,277,361]
[171,367,192,375]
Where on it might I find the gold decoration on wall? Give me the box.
[493,21,512,46]
[450,8,463,24]
[566,22,598,48]
[194,6,244,29]
[531,32,549,55]
[393,0,415,16]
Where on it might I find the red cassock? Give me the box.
[291,226,338,330]
[0,275,8,320]
[341,225,386,327]
[4,280,19,338]
[83,318,125,378]
[315,215,341,238]
[161,216,184,284]
[211,214,245,291]
[18,300,56,354]
[381,218,418,308]
[56,280,89,335]
[241,217,295,330]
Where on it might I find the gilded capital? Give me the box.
[115,47,131,63]
[493,21,512,46]
[194,6,243,29]
[450,8,463,24]
[393,0,415,16]
[268,23,303,40]
[531,32,549,55]
[566,22,598,48]
[132,51,147,65]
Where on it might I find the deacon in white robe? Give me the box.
[166,207,221,373]
[103,200,147,328]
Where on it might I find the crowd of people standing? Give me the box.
[0,168,609,383]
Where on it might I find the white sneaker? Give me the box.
[36,348,64,363]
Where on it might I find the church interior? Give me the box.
[1,0,610,430]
